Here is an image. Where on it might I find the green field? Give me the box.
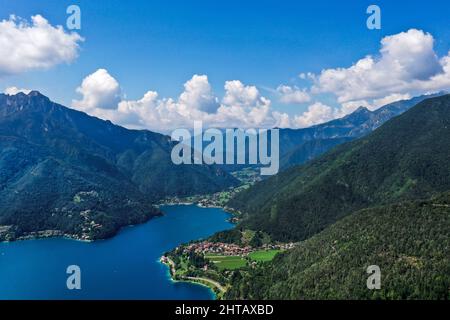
[205,255,247,270]
[248,249,281,262]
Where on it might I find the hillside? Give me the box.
[277,92,444,170]
[226,192,450,299]
[229,94,450,241]
[0,91,237,241]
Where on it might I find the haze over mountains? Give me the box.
[0,91,237,241]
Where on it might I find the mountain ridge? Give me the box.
[223,93,450,300]
[229,94,450,241]
[277,92,445,170]
[0,91,238,241]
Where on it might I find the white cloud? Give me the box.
[0,15,83,76]
[332,92,413,118]
[3,86,31,95]
[73,71,290,132]
[338,100,371,117]
[178,74,219,113]
[299,72,315,81]
[312,29,450,114]
[372,93,411,109]
[293,102,336,128]
[272,111,291,128]
[276,85,311,104]
[72,69,121,111]
[222,80,261,107]
[215,80,275,128]
[71,28,450,132]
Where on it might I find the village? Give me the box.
[181,241,296,257]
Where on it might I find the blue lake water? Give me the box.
[0,205,233,300]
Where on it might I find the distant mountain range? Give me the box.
[278,92,445,169]
[0,91,237,241]
[226,94,450,299]
[0,91,445,242]
[216,92,445,173]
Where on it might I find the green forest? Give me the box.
[226,194,450,299]
[229,95,450,242]
[222,95,450,299]
[0,92,237,241]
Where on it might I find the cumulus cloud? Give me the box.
[216,80,275,128]
[3,86,31,95]
[222,80,262,107]
[338,100,371,117]
[72,71,289,132]
[0,15,83,76]
[372,93,412,109]
[72,69,121,111]
[293,102,336,128]
[312,29,450,110]
[337,92,412,115]
[70,29,449,132]
[331,91,422,119]
[178,74,219,113]
[276,85,311,104]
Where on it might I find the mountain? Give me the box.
[0,91,237,241]
[226,192,450,299]
[153,92,443,176]
[279,137,353,170]
[229,94,450,242]
[224,94,450,300]
[277,92,445,170]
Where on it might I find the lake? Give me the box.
[0,205,233,300]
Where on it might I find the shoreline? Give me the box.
[159,199,241,218]
[159,256,219,300]
[0,231,93,244]
[2,202,232,299]
[0,211,165,244]
[0,201,231,245]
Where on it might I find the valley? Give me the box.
[0,205,234,299]
[1,91,449,300]
[0,91,238,242]
[2,1,450,307]
[160,94,450,300]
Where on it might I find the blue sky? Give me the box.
[0,0,449,132]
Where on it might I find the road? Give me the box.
[186,276,226,293]
[163,256,226,293]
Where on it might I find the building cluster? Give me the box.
[185,242,252,256]
[183,241,296,257]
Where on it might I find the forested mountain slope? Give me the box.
[0,91,237,240]
[226,192,450,300]
[277,92,444,170]
[229,94,450,241]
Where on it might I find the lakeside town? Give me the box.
[160,238,298,298]
[157,163,296,298]
[179,241,296,257]
[159,167,261,211]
